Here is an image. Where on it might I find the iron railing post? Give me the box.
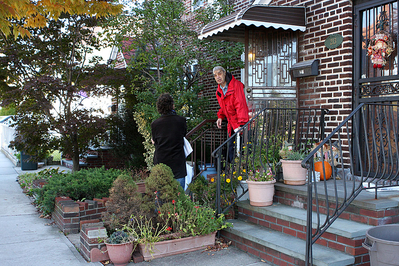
[216,149,222,216]
[305,160,313,266]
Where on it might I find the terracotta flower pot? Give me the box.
[281,159,308,185]
[247,179,276,207]
[105,241,134,266]
[139,232,216,261]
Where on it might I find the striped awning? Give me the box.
[198,5,306,42]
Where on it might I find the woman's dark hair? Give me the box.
[156,93,174,115]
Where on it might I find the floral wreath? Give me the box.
[367,11,394,69]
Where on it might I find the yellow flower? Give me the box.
[233,171,236,175]
[222,173,225,177]
[243,169,246,173]
[211,178,215,182]
[226,179,231,183]
[238,176,242,181]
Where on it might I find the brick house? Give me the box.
[186,0,399,265]
[192,0,355,135]
[105,1,399,264]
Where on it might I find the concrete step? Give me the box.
[237,200,372,240]
[274,181,399,226]
[222,219,355,266]
[236,201,370,263]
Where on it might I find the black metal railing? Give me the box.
[211,107,328,216]
[303,103,399,265]
[186,119,227,178]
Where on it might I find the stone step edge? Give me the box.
[274,182,399,211]
[237,201,373,239]
[224,219,354,266]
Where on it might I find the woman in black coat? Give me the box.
[151,93,187,188]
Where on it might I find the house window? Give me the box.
[192,0,205,10]
[247,28,297,100]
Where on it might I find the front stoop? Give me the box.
[274,181,399,226]
[222,219,354,266]
[222,200,373,265]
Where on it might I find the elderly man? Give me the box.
[213,66,249,162]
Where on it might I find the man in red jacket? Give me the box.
[213,66,249,162]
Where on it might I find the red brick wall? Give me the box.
[269,0,353,134]
[185,0,354,132]
[183,0,252,117]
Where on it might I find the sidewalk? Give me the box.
[0,151,269,266]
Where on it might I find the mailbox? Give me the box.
[290,59,319,78]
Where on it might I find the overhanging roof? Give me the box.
[198,5,306,42]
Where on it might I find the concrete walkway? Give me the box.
[0,152,96,266]
[0,151,269,266]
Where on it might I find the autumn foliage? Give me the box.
[0,0,122,38]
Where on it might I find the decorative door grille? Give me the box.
[354,0,399,104]
[246,28,297,103]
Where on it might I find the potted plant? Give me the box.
[279,143,308,185]
[235,138,281,203]
[246,166,276,206]
[104,230,135,266]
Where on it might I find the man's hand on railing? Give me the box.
[216,118,223,129]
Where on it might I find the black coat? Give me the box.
[151,113,187,179]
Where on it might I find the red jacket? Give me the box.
[216,74,249,136]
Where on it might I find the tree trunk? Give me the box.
[71,133,80,172]
[72,154,80,172]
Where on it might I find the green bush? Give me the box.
[33,166,125,215]
[102,174,145,232]
[141,163,184,215]
[18,168,67,197]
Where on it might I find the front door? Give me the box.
[354,0,399,177]
[245,27,298,114]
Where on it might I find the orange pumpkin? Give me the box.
[314,161,332,180]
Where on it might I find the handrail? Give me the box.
[303,102,399,265]
[186,119,217,139]
[301,103,364,168]
[185,119,227,179]
[211,106,328,221]
[212,107,329,158]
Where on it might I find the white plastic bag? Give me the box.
[183,137,193,157]
[185,163,194,191]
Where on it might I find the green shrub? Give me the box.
[33,166,125,215]
[141,163,184,215]
[102,174,145,232]
[18,168,67,197]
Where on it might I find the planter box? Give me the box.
[136,181,146,193]
[138,231,216,261]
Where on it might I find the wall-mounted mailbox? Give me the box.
[290,59,319,78]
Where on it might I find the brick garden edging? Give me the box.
[52,196,108,234]
[80,222,108,262]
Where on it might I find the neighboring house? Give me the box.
[0,115,16,163]
[0,115,12,125]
